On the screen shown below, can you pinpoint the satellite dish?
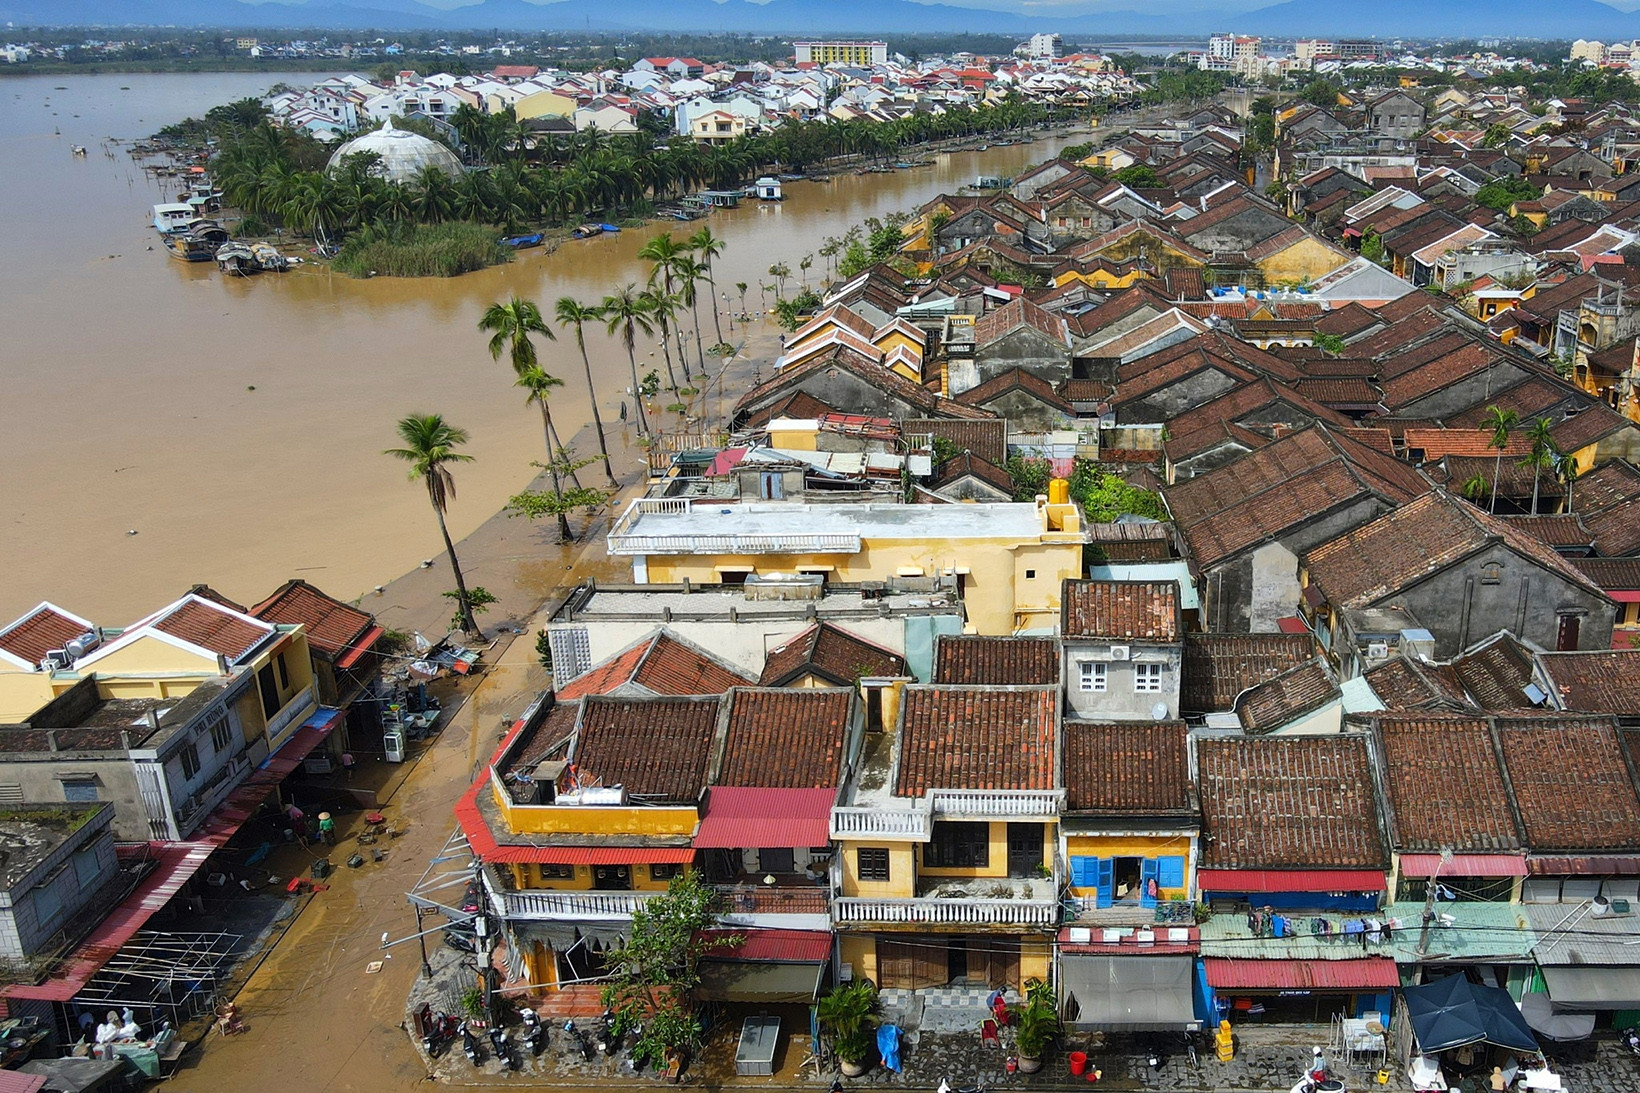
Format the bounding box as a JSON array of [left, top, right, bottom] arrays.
[[1151, 702, 1169, 721]]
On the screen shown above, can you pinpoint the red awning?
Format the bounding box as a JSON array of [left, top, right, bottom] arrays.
[[1204, 957, 1400, 991], [1400, 853, 1526, 877], [0, 1073, 46, 1093], [695, 787, 836, 849], [1198, 869, 1386, 892], [698, 928, 833, 963], [1530, 856, 1640, 876], [533, 846, 694, 865], [335, 626, 384, 670], [1276, 616, 1310, 635], [3, 842, 215, 1002]]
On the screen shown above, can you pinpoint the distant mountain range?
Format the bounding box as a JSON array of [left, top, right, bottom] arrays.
[[4, 0, 1638, 40]]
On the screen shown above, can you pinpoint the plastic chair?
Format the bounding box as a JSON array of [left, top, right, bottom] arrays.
[[981, 1018, 1001, 1048]]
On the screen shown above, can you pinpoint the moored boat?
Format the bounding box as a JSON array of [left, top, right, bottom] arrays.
[[571, 224, 603, 239], [152, 202, 195, 234], [598, 223, 621, 233], [164, 219, 229, 262], [502, 232, 543, 248]]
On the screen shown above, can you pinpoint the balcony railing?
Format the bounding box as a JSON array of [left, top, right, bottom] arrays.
[[606, 498, 862, 556], [833, 897, 1058, 926], [714, 885, 830, 916], [830, 806, 931, 841], [931, 789, 1063, 818], [501, 889, 660, 920]]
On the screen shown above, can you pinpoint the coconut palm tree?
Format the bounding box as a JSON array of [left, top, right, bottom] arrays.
[[1460, 474, 1489, 504], [639, 287, 682, 392], [638, 232, 691, 379], [675, 254, 709, 375], [556, 296, 620, 488], [384, 413, 479, 636], [480, 296, 581, 486], [1560, 453, 1582, 513], [1519, 416, 1558, 515], [1481, 405, 1519, 514], [601, 285, 654, 435], [688, 225, 727, 347], [515, 366, 572, 542]]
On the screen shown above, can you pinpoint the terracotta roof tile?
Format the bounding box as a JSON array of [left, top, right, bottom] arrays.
[[895, 686, 1057, 797], [1584, 496, 1640, 557], [1064, 721, 1192, 814], [1575, 460, 1640, 514], [1236, 660, 1340, 732], [973, 296, 1070, 349], [558, 631, 754, 700], [0, 605, 90, 666], [1452, 634, 1542, 712], [573, 694, 722, 803], [718, 688, 853, 788], [1540, 650, 1640, 716], [932, 635, 1061, 686], [1494, 515, 1595, 549], [956, 366, 1073, 413], [1197, 736, 1387, 869], [1181, 633, 1318, 715], [759, 623, 905, 687], [1374, 716, 1521, 851], [929, 450, 1015, 496], [902, 418, 1008, 467], [1061, 580, 1180, 642], [251, 579, 374, 659], [1571, 557, 1640, 591], [1496, 715, 1640, 851], [150, 598, 272, 661], [1360, 657, 1476, 713]]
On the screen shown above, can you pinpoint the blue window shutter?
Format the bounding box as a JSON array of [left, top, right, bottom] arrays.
[[1158, 855, 1186, 889], [1070, 856, 1096, 887], [1139, 858, 1159, 908], [1096, 858, 1114, 909]]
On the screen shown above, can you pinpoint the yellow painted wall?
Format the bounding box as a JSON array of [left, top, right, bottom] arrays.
[[511, 861, 690, 891], [839, 842, 917, 898], [494, 788, 699, 837], [514, 90, 576, 120], [235, 688, 268, 744], [1021, 939, 1051, 984], [919, 821, 1056, 879], [874, 330, 923, 358], [1255, 237, 1350, 283], [0, 673, 59, 723], [767, 423, 820, 450], [85, 635, 217, 675], [1054, 267, 1147, 290], [840, 934, 878, 984], [1066, 834, 1193, 901]]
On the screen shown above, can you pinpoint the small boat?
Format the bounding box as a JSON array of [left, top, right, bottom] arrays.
[[250, 242, 289, 272], [215, 242, 258, 274], [571, 224, 603, 239], [502, 232, 543, 248], [753, 177, 783, 201], [891, 162, 914, 169], [165, 218, 229, 262], [598, 223, 621, 233], [152, 202, 195, 234]]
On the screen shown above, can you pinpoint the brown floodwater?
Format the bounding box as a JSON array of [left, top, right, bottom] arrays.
[[0, 72, 1084, 623]]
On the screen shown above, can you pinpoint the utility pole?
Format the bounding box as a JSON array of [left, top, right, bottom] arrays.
[[1415, 847, 1454, 962]]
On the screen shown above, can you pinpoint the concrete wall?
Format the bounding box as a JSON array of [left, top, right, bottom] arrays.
[[0, 756, 146, 841], [971, 328, 1072, 391], [1393, 361, 1533, 419], [972, 387, 1072, 433], [1121, 369, 1241, 424], [0, 817, 117, 958], [1063, 641, 1183, 720]]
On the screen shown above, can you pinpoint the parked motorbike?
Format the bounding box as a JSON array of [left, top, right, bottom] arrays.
[[520, 1008, 545, 1056], [461, 1025, 483, 1068], [1624, 1027, 1640, 1057], [422, 1013, 460, 1058], [488, 1025, 519, 1071], [597, 1007, 620, 1055]]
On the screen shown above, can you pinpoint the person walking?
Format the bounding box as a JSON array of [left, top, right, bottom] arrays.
[[317, 812, 335, 846]]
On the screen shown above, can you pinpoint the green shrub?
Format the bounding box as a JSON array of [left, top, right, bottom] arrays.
[[333, 220, 512, 278]]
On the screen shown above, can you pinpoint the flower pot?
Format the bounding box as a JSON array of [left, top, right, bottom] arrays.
[[839, 1058, 870, 1077], [1017, 1055, 1043, 1074]]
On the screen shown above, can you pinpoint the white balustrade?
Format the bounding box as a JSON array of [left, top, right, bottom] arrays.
[[832, 897, 1057, 926], [930, 789, 1062, 818], [502, 890, 658, 920], [829, 806, 931, 841]]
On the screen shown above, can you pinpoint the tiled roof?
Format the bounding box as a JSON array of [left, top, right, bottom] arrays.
[[932, 635, 1061, 686], [1235, 660, 1340, 733], [930, 450, 1015, 496], [1181, 633, 1318, 715], [1291, 378, 1383, 407], [973, 296, 1070, 349], [558, 631, 754, 700], [717, 688, 853, 788], [1374, 716, 1521, 851], [1304, 491, 1607, 611], [1572, 557, 1640, 591], [1496, 716, 1640, 851], [1061, 580, 1180, 642], [1063, 721, 1193, 814], [1574, 459, 1640, 514], [895, 686, 1058, 797], [1360, 657, 1475, 713], [1494, 515, 1594, 549], [573, 694, 722, 803], [901, 418, 1007, 467], [1402, 427, 1531, 459], [0, 604, 90, 666], [956, 366, 1073, 413], [149, 597, 272, 661], [1196, 736, 1387, 869], [759, 622, 905, 687], [1540, 650, 1640, 716], [1584, 496, 1640, 557], [250, 579, 374, 659], [1452, 634, 1542, 712]]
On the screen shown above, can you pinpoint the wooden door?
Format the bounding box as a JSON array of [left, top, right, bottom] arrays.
[[1558, 614, 1581, 651], [967, 937, 1020, 989], [877, 939, 947, 990]]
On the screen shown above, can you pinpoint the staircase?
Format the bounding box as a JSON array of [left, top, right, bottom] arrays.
[[526, 983, 607, 1020]]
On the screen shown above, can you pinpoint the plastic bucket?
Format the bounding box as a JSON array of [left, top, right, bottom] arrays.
[[1070, 1052, 1089, 1076]]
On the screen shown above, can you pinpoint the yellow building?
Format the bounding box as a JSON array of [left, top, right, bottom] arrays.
[[512, 87, 578, 122], [606, 495, 1086, 635], [794, 40, 889, 65], [832, 685, 1061, 992]]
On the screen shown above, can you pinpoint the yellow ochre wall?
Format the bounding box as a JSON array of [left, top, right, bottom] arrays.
[[1065, 834, 1193, 901], [839, 842, 918, 898], [1255, 237, 1350, 284], [493, 789, 699, 837], [918, 822, 1056, 879], [508, 861, 691, 892]]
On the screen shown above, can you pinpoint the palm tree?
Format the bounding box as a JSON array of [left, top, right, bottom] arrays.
[[1481, 405, 1519, 514], [1519, 416, 1558, 515], [602, 285, 654, 435], [688, 226, 727, 347], [556, 296, 620, 488], [1560, 454, 1582, 513], [676, 254, 709, 375], [639, 287, 682, 392], [516, 366, 572, 542], [384, 414, 479, 636], [1460, 474, 1489, 504], [479, 296, 576, 453], [638, 232, 691, 380]]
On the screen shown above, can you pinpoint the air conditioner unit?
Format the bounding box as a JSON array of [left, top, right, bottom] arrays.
[[1108, 645, 1131, 661], [1366, 641, 1390, 659]]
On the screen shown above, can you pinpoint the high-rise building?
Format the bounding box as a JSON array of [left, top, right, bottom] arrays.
[[794, 41, 889, 66], [1020, 32, 1064, 60]]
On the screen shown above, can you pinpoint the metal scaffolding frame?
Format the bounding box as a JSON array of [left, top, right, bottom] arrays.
[[74, 930, 243, 1032]]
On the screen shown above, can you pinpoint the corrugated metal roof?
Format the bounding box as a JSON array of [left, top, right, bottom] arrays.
[[1400, 854, 1526, 877], [532, 846, 695, 865], [1198, 868, 1386, 892], [1530, 856, 1640, 875], [1203, 957, 1400, 990], [698, 928, 833, 963], [0, 1072, 46, 1093], [1528, 902, 1640, 966], [694, 787, 835, 849]]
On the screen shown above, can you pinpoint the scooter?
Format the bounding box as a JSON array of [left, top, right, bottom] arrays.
[[423, 1013, 460, 1058], [1624, 1027, 1640, 1057], [520, 1008, 545, 1056], [597, 1007, 620, 1055], [461, 1025, 483, 1067], [488, 1025, 519, 1071]]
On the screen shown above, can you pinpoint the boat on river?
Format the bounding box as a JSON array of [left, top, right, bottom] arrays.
[[571, 224, 603, 239], [152, 202, 196, 234], [501, 232, 543, 248], [215, 241, 289, 275], [163, 219, 229, 262], [599, 223, 621, 233]]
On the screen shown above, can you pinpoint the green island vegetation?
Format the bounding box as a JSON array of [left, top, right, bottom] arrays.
[[175, 92, 1071, 276], [332, 220, 511, 278]]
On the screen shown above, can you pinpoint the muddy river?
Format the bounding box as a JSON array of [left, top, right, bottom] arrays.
[[0, 72, 1085, 622]]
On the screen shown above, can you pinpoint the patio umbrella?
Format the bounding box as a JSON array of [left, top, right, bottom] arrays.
[[1519, 993, 1595, 1042], [1403, 976, 1539, 1054]]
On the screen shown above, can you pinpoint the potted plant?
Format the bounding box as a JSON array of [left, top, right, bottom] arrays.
[[1013, 979, 1059, 1074], [818, 980, 879, 1077]]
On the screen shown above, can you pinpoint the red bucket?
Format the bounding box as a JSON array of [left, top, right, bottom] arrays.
[[1070, 1052, 1089, 1076]]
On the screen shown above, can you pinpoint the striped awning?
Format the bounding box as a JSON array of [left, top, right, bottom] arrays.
[[1204, 957, 1400, 991]]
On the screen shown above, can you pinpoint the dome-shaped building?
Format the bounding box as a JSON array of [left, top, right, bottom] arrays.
[[326, 119, 464, 185]]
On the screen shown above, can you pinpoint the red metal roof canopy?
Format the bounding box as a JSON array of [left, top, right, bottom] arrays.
[[1204, 957, 1400, 991], [1197, 869, 1386, 892], [694, 787, 836, 849], [1399, 853, 1526, 877], [698, 928, 832, 963]]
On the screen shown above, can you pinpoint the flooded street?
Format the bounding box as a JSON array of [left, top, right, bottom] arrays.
[[0, 71, 1084, 623]]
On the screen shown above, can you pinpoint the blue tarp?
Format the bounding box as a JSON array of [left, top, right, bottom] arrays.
[[1403, 975, 1539, 1054], [877, 1024, 902, 1073]]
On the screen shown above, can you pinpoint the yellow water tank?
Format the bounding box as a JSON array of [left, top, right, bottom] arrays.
[[1048, 478, 1070, 505]]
